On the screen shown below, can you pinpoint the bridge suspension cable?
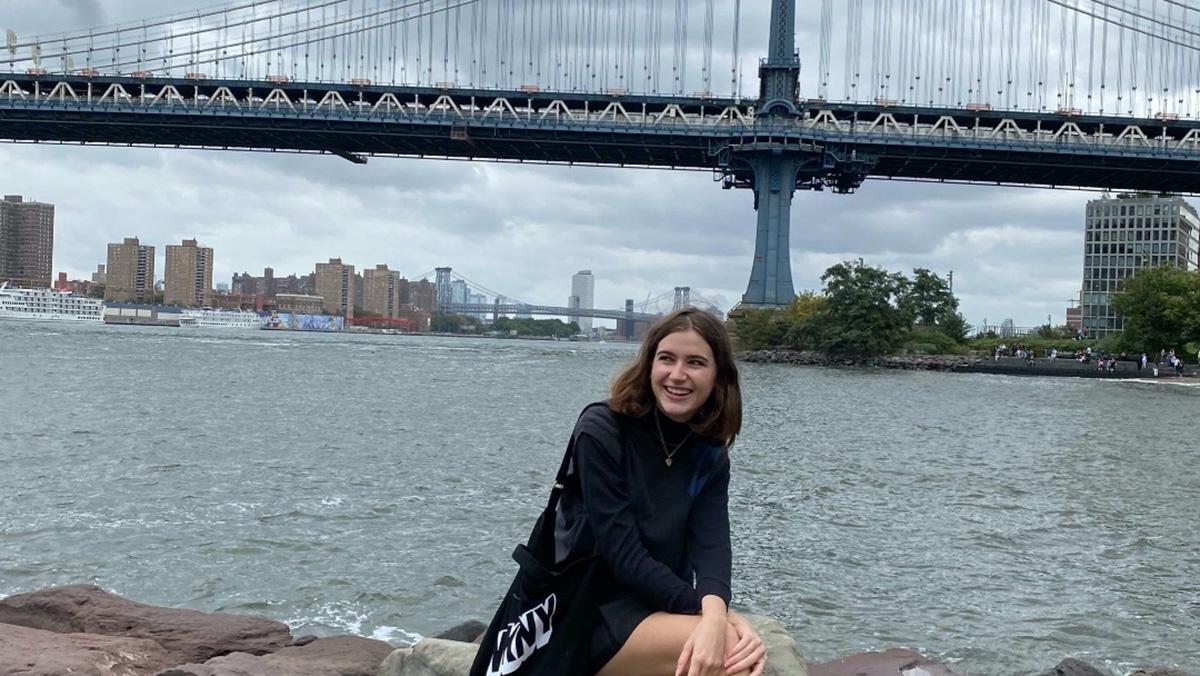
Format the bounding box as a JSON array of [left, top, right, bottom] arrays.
[[809, 0, 1200, 119], [5, 0, 740, 97]]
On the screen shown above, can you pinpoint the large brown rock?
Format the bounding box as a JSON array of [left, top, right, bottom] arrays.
[[377, 639, 477, 676], [155, 635, 395, 676], [741, 614, 808, 676], [0, 585, 292, 665], [0, 621, 179, 676], [808, 648, 958, 676]]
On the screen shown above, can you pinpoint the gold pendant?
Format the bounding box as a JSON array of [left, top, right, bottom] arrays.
[[665, 457, 673, 467]]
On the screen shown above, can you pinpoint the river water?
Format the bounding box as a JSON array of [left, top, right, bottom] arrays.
[[0, 322, 1196, 675]]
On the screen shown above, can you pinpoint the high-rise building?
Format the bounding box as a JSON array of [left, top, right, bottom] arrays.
[[397, 277, 412, 305], [91, 264, 106, 285], [315, 257, 355, 317], [450, 279, 470, 305], [105, 237, 156, 303], [232, 268, 313, 297], [0, 195, 54, 288], [164, 238, 214, 307], [1081, 193, 1200, 337], [362, 264, 404, 318], [468, 292, 489, 321], [570, 270, 595, 334], [352, 271, 365, 311], [410, 278, 436, 313]]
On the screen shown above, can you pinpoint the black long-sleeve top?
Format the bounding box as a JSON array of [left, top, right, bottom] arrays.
[[554, 402, 732, 615]]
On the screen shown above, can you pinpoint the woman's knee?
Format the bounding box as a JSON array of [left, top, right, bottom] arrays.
[[596, 612, 699, 676]]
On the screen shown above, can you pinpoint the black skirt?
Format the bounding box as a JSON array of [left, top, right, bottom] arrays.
[[588, 592, 657, 674]]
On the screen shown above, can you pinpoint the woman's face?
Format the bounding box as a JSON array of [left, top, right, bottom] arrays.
[[651, 328, 717, 423]]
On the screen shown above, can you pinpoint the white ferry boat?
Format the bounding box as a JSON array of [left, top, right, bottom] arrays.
[[0, 283, 104, 323], [180, 308, 267, 329]]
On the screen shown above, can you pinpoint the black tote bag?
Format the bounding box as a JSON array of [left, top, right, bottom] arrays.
[[469, 405, 611, 676]]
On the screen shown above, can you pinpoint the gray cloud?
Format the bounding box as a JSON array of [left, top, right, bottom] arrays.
[[59, 0, 106, 29]]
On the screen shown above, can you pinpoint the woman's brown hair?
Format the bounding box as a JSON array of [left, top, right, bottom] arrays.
[[609, 307, 742, 448]]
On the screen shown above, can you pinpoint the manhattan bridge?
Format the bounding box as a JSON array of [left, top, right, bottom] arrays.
[[4, 0, 1200, 315]]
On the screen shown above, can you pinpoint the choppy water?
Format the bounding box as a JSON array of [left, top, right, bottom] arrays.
[[1, 322, 1197, 675]]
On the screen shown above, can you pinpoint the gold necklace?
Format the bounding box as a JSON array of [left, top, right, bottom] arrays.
[[654, 409, 691, 467]]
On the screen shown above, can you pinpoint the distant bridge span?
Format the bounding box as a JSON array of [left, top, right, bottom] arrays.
[[440, 302, 659, 324]]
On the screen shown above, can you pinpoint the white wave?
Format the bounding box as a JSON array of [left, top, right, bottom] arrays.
[[1104, 378, 1200, 388], [371, 625, 424, 646]]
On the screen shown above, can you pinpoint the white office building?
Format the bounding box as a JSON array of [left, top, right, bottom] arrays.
[[1081, 193, 1200, 337], [570, 270, 595, 334]]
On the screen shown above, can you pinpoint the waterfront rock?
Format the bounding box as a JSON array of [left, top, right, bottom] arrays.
[[377, 639, 477, 676], [431, 620, 486, 643], [809, 648, 958, 676], [0, 621, 178, 676], [0, 584, 292, 664], [156, 635, 394, 676], [380, 615, 807, 676], [742, 613, 808, 676], [1036, 658, 1108, 676]]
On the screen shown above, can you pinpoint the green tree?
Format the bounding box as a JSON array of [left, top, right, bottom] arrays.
[[899, 268, 957, 326], [815, 260, 911, 357], [785, 291, 825, 324], [776, 292, 828, 350], [493, 316, 579, 337], [733, 309, 787, 350], [937, 310, 971, 343], [1111, 266, 1200, 352], [432, 313, 482, 333]]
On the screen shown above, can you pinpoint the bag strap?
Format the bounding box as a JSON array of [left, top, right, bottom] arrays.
[[543, 401, 608, 516], [522, 401, 613, 559]]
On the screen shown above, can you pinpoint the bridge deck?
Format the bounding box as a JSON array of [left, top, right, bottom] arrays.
[[3, 75, 1200, 193]]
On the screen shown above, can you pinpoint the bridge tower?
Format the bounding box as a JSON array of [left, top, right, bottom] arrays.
[[434, 267, 452, 313], [722, 0, 873, 310], [673, 287, 691, 311]]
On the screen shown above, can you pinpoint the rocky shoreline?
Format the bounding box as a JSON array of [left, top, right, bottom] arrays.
[[0, 585, 1190, 676], [739, 349, 1200, 380], [739, 349, 986, 372]]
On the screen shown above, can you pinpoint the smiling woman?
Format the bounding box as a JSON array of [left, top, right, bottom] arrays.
[[549, 308, 764, 676]]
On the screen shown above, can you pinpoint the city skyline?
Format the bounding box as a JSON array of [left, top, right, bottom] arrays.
[[2, 0, 1137, 328]]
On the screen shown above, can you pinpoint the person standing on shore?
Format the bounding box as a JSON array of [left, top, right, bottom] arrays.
[[1140, 353, 1148, 371], [551, 308, 765, 676]]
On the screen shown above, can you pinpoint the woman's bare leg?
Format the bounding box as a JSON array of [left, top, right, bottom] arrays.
[[596, 612, 751, 676]]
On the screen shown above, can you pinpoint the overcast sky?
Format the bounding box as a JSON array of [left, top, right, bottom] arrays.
[[2, 0, 1121, 327]]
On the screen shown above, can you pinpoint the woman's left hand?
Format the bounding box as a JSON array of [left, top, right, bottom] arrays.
[[675, 613, 727, 676], [724, 612, 766, 676]]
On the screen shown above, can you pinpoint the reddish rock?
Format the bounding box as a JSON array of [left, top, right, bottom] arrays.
[[0, 621, 178, 676], [809, 648, 958, 676], [0, 585, 291, 665], [155, 635, 396, 676]]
